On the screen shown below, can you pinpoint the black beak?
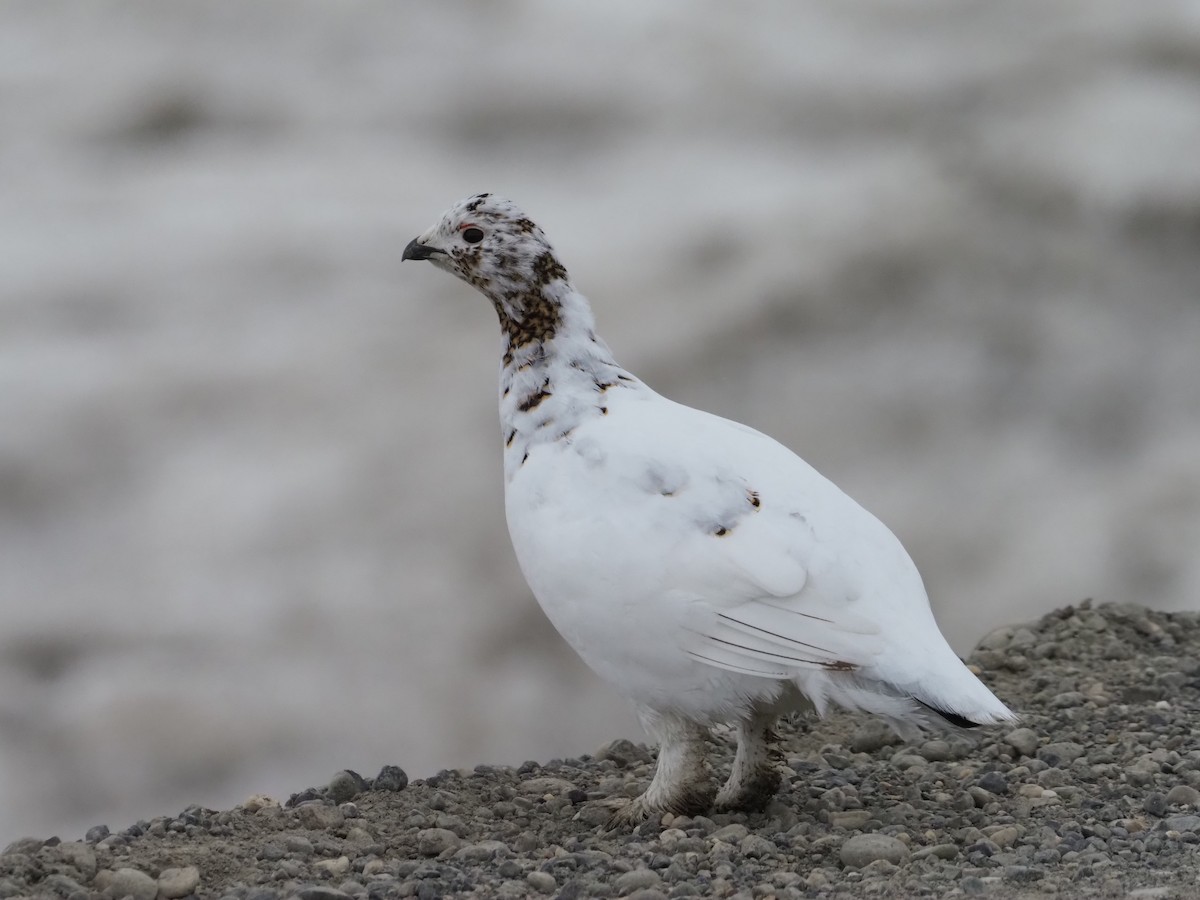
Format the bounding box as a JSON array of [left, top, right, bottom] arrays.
[[403, 237, 437, 261]]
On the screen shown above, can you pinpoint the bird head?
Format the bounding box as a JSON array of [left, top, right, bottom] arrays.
[[402, 193, 567, 303]]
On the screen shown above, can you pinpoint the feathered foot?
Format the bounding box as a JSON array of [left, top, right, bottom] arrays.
[[713, 709, 783, 813]]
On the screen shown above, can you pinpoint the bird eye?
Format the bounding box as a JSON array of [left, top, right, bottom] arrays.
[[462, 227, 484, 244]]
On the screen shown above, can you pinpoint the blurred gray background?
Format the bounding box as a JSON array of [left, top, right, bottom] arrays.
[[2, 0, 1199, 844]]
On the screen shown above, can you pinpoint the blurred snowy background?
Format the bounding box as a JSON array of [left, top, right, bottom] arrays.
[[2, 0, 1199, 843]]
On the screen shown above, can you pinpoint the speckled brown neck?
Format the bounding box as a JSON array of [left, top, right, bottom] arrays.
[[495, 252, 569, 367]]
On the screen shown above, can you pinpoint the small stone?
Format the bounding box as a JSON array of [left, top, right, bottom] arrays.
[[976, 772, 1009, 795], [344, 827, 378, 849], [454, 840, 508, 861], [1161, 814, 1200, 832], [327, 770, 367, 804], [40, 874, 87, 897], [918, 740, 952, 761], [1166, 785, 1200, 806], [1144, 793, 1168, 817], [977, 625, 1015, 650], [373, 765, 409, 792], [739, 835, 776, 858], [595, 739, 652, 767], [1004, 728, 1039, 757], [158, 865, 201, 899], [314, 856, 351, 877], [2, 837, 43, 855], [108, 867, 158, 900], [518, 776, 576, 796], [614, 869, 662, 893], [1001, 865, 1044, 883], [709, 824, 749, 843], [911, 844, 959, 860], [297, 803, 345, 830], [526, 871, 556, 893], [84, 825, 110, 843], [988, 825, 1019, 848], [295, 887, 353, 900], [830, 810, 873, 830], [839, 834, 909, 868], [848, 721, 900, 754], [416, 828, 462, 857], [960, 876, 986, 895], [1037, 741, 1086, 766], [54, 841, 97, 879], [240, 794, 280, 813]]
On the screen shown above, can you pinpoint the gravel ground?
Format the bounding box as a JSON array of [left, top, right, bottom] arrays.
[[4, 601, 1200, 900]]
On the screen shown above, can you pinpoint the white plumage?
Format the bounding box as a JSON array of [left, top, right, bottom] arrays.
[[403, 194, 1016, 825]]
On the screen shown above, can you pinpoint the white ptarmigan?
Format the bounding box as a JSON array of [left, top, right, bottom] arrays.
[[403, 193, 1016, 826]]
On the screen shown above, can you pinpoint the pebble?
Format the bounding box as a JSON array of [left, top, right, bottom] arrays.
[[614, 868, 662, 892], [526, 870, 557, 893], [158, 865, 201, 898], [373, 765, 409, 792], [848, 720, 899, 753], [327, 770, 367, 804], [107, 867, 158, 900], [1166, 785, 1200, 806], [314, 856, 351, 877], [296, 803, 344, 830], [416, 828, 462, 856], [1004, 727, 1040, 757], [976, 771, 1010, 795], [839, 834, 909, 868], [55, 841, 97, 879]]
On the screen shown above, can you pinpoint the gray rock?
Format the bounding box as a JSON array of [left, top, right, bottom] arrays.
[[1037, 741, 1086, 766], [1160, 815, 1200, 832], [848, 721, 900, 754], [39, 874, 87, 897], [1001, 865, 1044, 882], [594, 739, 652, 767], [839, 834, 909, 868], [1166, 785, 1200, 806], [919, 740, 952, 761], [416, 828, 462, 857], [977, 625, 1016, 650], [453, 840, 508, 861], [1004, 728, 1040, 757], [519, 776, 576, 795], [296, 803, 345, 830], [614, 869, 661, 892], [158, 865, 201, 899], [911, 843, 959, 860], [1143, 793, 1168, 817], [284, 834, 314, 855], [108, 867, 158, 900], [976, 772, 1010, 795], [709, 824, 749, 843], [526, 870, 556, 894], [373, 766, 408, 792], [830, 810, 873, 830], [327, 770, 367, 804], [53, 841, 97, 880], [739, 834, 776, 858], [294, 888, 353, 900]]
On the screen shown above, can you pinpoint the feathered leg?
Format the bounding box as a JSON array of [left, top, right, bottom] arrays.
[[714, 706, 782, 812], [605, 707, 715, 828]]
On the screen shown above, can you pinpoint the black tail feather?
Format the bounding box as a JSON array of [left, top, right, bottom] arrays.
[[919, 700, 981, 729]]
